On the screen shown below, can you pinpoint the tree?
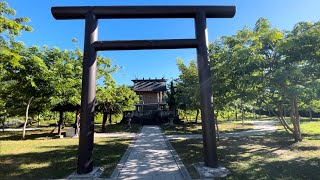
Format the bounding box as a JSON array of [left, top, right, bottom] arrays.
[[97, 83, 137, 132], [274, 20, 320, 141], [0, 1, 32, 130], [175, 17, 320, 142], [175, 59, 201, 123], [167, 81, 177, 112], [2, 45, 54, 139]]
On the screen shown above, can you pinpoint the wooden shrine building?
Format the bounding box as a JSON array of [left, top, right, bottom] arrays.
[[132, 78, 167, 112]]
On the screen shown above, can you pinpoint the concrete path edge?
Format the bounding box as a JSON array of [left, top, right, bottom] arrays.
[[109, 126, 143, 179], [159, 126, 192, 180]]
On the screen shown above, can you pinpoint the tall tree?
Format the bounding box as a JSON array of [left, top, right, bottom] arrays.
[[97, 83, 137, 132], [0, 1, 32, 128], [175, 59, 201, 123], [2, 45, 54, 139]]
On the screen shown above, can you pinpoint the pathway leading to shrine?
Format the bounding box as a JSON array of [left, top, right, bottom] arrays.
[[115, 126, 184, 180]]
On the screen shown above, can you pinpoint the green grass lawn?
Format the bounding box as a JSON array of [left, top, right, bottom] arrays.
[[170, 120, 320, 179], [0, 130, 132, 179], [94, 123, 142, 133], [161, 121, 254, 135]]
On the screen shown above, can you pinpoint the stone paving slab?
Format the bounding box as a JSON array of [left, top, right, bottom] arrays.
[[116, 126, 184, 180]]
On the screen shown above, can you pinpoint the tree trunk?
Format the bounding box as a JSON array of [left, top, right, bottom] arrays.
[[290, 96, 302, 142], [241, 101, 244, 126], [2, 116, 5, 132], [37, 113, 41, 127], [74, 111, 80, 135], [22, 97, 33, 139], [268, 109, 271, 117], [259, 109, 262, 119], [195, 109, 200, 124], [271, 97, 302, 142], [102, 112, 108, 133], [241, 110, 244, 126], [252, 108, 255, 120], [215, 117, 220, 141], [185, 110, 188, 121], [54, 112, 57, 124], [227, 112, 230, 121], [63, 113, 66, 128], [309, 109, 313, 121], [272, 101, 295, 135], [57, 111, 63, 136], [235, 106, 238, 121], [109, 113, 112, 124]]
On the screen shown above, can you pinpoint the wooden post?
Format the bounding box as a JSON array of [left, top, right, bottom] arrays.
[[77, 11, 98, 174], [195, 11, 218, 168]]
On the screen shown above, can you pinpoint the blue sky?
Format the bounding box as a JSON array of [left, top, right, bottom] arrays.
[[6, 0, 320, 85]]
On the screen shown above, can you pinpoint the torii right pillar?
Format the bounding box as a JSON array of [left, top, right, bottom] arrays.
[[195, 11, 218, 167]]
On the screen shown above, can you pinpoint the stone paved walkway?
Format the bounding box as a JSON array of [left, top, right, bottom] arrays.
[[116, 126, 183, 180], [166, 120, 278, 140]]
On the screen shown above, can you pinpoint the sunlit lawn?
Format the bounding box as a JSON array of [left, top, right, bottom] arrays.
[[161, 121, 255, 135], [170, 120, 320, 179], [94, 123, 141, 133], [0, 129, 131, 179]]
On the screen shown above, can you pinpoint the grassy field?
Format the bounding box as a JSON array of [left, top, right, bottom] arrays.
[[94, 123, 141, 133], [0, 129, 132, 179], [161, 121, 255, 135], [170, 120, 320, 179]]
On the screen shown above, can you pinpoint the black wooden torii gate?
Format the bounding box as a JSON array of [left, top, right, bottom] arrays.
[[51, 5, 236, 174]]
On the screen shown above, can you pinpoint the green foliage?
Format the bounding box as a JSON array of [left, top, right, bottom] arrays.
[[96, 83, 138, 115], [166, 81, 177, 111], [0, 2, 121, 125], [1, 44, 54, 116], [175, 17, 320, 141], [0, 2, 32, 39], [175, 59, 200, 111]]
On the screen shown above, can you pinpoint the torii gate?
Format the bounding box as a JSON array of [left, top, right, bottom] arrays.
[[51, 5, 236, 174]]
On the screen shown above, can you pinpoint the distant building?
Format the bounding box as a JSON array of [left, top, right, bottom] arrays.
[[132, 78, 167, 111]]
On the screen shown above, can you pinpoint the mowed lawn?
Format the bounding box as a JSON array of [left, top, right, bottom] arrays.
[[170, 120, 320, 179], [161, 121, 255, 135], [0, 129, 132, 179]]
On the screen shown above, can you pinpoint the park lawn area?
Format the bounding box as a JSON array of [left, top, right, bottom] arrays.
[[0, 130, 132, 179], [170, 121, 320, 179], [301, 121, 320, 136], [94, 123, 142, 133], [161, 121, 254, 135], [275, 119, 320, 139]]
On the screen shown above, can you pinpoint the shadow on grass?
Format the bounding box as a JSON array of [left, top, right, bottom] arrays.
[[0, 130, 59, 141], [0, 138, 130, 179], [94, 123, 141, 133], [0, 123, 142, 141], [161, 122, 254, 135], [171, 132, 320, 180]]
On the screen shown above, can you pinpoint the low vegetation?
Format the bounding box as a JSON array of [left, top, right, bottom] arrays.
[[170, 120, 320, 179], [94, 123, 141, 133], [0, 129, 132, 179], [161, 121, 255, 135]]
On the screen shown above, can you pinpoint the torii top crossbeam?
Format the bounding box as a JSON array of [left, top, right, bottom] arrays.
[[51, 6, 235, 19]]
